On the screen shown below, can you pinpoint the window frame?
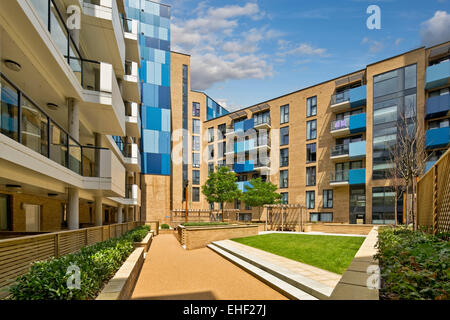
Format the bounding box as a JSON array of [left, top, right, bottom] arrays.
[[306, 191, 315, 209], [306, 96, 317, 117], [323, 190, 333, 208], [280, 104, 289, 124]]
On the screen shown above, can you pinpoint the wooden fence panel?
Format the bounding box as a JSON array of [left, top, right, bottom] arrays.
[[58, 230, 85, 256], [417, 169, 434, 227], [87, 227, 103, 246]]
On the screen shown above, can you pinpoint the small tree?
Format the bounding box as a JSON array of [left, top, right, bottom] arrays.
[[202, 166, 241, 222], [241, 178, 282, 221]]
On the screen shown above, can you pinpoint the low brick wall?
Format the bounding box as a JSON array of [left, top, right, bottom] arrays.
[[146, 221, 160, 235], [303, 223, 376, 235], [133, 233, 152, 253], [329, 227, 379, 300], [180, 224, 259, 250]]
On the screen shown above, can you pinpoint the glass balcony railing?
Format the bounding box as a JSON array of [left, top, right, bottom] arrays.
[[0, 73, 108, 177], [330, 170, 349, 183], [331, 144, 349, 157], [331, 118, 350, 131], [253, 117, 271, 127], [425, 60, 450, 90], [331, 90, 350, 105]]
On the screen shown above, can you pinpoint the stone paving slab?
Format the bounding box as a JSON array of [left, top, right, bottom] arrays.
[[212, 240, 341, 299]]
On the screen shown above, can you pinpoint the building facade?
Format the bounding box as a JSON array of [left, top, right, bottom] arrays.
[[0, 0, 142, 232]]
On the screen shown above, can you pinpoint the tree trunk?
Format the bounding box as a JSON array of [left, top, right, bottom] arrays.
[[405, 181, 410, 228], [394, 190, 398, 227], [221, 203, 224, 223], [412, 177, 417, 231]]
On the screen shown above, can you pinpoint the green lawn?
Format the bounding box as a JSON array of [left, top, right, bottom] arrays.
[[232, 233, 365, 274], [182, 222, 229, 227]]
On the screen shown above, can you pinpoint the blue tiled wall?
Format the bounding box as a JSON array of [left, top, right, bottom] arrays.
[[126, 0, 171, 175]]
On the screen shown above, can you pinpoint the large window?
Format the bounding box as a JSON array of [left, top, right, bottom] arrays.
[[281, 192, 288, 204], [192, 119, 200, 134], [192, 102, 200, 117], [306, 191, 315, 209], [192, 187, 200, 202], [280, 105, 289, 124], [280, 170, 288, 188], [0, 194, 11, 231], [306, 167, 316, 186], [280, 126, 289, 146], [208, 127, 214, 142], [310, 212, 333, 222], [372, 187, 400, 225], [306, 143, 316, 163], [192, 136, 200, 151], [307, 120, 317, 140], [208, 162, 214, 174], [280, 148, 289, 167], [192, 170, 200, 185], [307, 96, 317, 117], [192, 153, 200, 168], [323, 190, 333, 208], [208, 145, 214, 160], [350, 186, 366, 224], [218, 124, 226, 140], [254, 110, 270, 126]]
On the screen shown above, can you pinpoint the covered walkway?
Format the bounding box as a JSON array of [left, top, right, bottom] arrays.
[[131, 234, 287, 300]]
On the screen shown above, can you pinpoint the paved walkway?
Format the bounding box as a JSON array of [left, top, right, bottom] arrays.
[[131, 234, 287, 300], [220, 240, 342, 289]]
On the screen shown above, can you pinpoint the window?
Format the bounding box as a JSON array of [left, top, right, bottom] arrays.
[[192, 187, 200, 202], [208, 162, 214, 174], [192, 102, 200, 117], [429, 118, 449, 129], [372, 187, 398, 225], [280, 148, 289, 167], [234, 199, 241, 210], [192, 170, 200, 185], [323, 190, 333, 208], [306, 143, 316, 163], [280, 170, 288, 188], [208, 127, 214, 142], [280, 105, 289, 124], [281, 192, 288, 204], [307, 120, 317, 140], [306, 191, 315, 209], [254, 110, 270, 126], [310, 212, 333, 222], [192, 136, 200, 151], [192, 153, 200, 168], [208, 145, 214, 160], [218, 124, 226, 140], [193, 119, 200, 134], [306, 167, 316, 186], [280, 126, 289, 146], [0, 194, 11, 231], [307, 96, 317, 117], [210, 203, 215, 210]]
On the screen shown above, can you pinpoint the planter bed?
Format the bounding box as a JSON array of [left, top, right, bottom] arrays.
[[133, 233, 153, 253]]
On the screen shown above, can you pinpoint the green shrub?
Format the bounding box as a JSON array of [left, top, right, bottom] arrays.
[[9, 226, 149, 300], [182, 222, 229, 227], [375, 226, 450, 300], [161, 224, 170, 229]]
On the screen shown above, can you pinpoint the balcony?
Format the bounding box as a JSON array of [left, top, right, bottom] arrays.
[[254, 161, 270, 174], [426, 127, 450, 149], [330, 171, 349, 186], [234, 161, 255, 173], [330, 85, 367, 112], [237, 181, 252, 193], [330, 144, 349, 160], [114, 138, 141, 172], [252, 137, 271, 153], [253, 118, 271, 130], [234, 139, 255, 153], [0, 74, 125, 197], [122, 17, 140, 65], [425, 94, 450, 119], [123, 61, 140, 103], [425, 60, 450, 90], [78, 0, 126, 75], [227, 118, 254, 135], [349, 168, 366, 185], [349, 141, 366, 159], [125, 102, 141, 138]]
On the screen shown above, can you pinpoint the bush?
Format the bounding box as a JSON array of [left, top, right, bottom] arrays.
[[9, 225, 149, 300], [161, 224, 170, 229], [375, 227, 450, 300], [182, 222, 229, 227]]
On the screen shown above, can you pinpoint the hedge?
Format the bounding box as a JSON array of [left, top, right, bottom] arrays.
[[9, 225, 150, 300], [375, 227, 450, 300], [182, 222, 229, 227]]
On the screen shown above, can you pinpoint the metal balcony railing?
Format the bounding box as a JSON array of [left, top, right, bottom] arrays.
[[330, 117, 350, 131], [331, 89, 350, 105], [330, 170, 349, 183], [331, 144, 349, 157]]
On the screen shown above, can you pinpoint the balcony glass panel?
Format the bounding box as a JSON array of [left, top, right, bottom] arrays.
[[330, 170, 349, 183], [82, 60, 101, 91], [29, 0, 49, 26], [426, 60, 450, 90], [82, 146, 97, 177], [331, 118, 349, 131], [50, 122, 68, 168], [331, 144, 349, 157], [21, 96, 48, 157], [0, 79, 19, 141], [69, 138, 82, 175]]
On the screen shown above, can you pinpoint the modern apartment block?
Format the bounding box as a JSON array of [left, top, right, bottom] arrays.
[[0, 0, 142, 232]]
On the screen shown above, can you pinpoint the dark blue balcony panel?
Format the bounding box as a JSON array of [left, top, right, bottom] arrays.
[[349, 113, 366, 133], [426, 127, 450, 149], [234, 161, 255, 173], [425, 60, 450, 90], [237, 181, 253, 193], [349, 85, 367, 108], [425, 94, 450, 119], [349, 141, 366, 159], [234, 121, 244, 132], [244, 118, 254, 131], [349, 168, 366, 185]]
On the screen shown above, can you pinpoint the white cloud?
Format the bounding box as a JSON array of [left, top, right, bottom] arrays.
[[395, 38, 404, 46], [361, 37, 384, 53], [277, 43, 328, 57], [420, 11, 450, 47]]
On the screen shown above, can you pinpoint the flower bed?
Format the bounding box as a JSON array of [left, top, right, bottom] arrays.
[[9, 225, 150, 300], [375, 227, 449, 300]]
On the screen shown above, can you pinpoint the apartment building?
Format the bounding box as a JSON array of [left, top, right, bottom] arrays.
[[155, 41, 449, 226], [0, 0, 142, 232]]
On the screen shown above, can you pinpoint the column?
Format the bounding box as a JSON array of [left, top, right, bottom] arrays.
[[67, 98, 79, 140], [95, 196, 103, 226], [94, 133, 102, 177], [118, 205, 123, 224], [67, 188, 79, 230]]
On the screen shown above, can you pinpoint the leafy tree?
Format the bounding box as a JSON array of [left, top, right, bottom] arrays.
[[202, 166, 241, 222], [241, 177, 282, 220]]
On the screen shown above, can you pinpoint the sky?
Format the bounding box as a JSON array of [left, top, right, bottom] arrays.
[[157, 0, 450, 111]]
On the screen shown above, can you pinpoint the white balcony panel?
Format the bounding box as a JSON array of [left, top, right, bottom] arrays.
[[123, 61, 140, 103], [125, 103, 141, 138], [124, 19, 140, 66]]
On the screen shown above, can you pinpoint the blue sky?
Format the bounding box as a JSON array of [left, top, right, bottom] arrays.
[[159, 0, 450, 111]]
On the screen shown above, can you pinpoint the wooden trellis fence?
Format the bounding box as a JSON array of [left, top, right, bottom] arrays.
[[264, 204, 307, 232]]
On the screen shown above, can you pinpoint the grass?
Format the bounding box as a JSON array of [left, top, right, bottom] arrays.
[[232, 233, 365, 274], [182, 222, 229, 227]]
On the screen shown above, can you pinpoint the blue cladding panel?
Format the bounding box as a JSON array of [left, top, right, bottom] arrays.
[[234, 160, 254, 173], [244, 118, 254, 131], [425, 94, 450, 119], [234, 121, 244, 132], [349, 85, 367, 108], [349, 169, 366, 185], [425, 60, 450, 90], [206, 95, 229, 120], [426, 127, 450, 149], [237, 181, 252, 193], [349, 141, 366, 159], [349, 113, 366, 133]]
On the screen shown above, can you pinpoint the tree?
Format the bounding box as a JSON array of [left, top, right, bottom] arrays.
[[387, 107, 428, 229], [241, 178, 282, 221], [201, 166, 241, 222]]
